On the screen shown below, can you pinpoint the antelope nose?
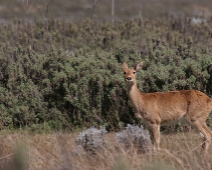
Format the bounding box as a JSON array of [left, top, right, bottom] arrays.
[[126, 77, 132, 81]]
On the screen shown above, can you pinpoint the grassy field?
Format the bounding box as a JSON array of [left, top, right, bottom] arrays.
[[0, 130, 211, 170]]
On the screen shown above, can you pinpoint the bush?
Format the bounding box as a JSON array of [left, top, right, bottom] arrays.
[[75, 127, 107, 154], [0, 17, 212, 131], [116, 124, 152, 153]]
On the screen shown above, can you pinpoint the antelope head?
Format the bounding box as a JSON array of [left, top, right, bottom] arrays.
[[121, 61, 143, 85]]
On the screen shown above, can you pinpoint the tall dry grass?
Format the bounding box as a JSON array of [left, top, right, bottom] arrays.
[[0, 130, 211, 170]]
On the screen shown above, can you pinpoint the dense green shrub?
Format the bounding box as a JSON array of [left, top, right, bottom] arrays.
[[0, 17, 212, 131]]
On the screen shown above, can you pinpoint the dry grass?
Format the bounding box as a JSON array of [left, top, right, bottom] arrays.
[[0, 130, 211, 170]]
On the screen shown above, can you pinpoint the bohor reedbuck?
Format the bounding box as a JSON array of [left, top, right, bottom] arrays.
[[122, 61, 212, 154]]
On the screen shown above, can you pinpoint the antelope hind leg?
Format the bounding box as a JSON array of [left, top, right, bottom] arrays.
[[193, 120, 212, 154]]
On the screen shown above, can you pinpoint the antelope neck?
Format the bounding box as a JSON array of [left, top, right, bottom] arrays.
[[126, 82, 143, 110]]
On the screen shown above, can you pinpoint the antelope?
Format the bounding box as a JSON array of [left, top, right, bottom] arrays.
[[122, 61, 212, 154]]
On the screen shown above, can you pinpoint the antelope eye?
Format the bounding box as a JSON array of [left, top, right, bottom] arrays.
[[124, 72, 126, 75], [133, 71, 136, 74]]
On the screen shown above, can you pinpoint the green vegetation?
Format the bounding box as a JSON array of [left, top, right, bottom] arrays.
[[0, 15, 212, 131]]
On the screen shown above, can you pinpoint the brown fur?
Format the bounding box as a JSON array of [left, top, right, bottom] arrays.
[[122, 61, 212, 153]]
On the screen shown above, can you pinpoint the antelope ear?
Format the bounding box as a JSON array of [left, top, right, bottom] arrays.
[[134, 61, 144, 72], [122, 62, 128, 71]]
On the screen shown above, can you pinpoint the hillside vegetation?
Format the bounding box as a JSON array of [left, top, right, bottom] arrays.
[[1, 0, 212, 22], [0, 15, 211, 131], [0, 1, 212, 169]]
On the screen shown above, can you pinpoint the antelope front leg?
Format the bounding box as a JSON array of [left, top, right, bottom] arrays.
[[150, 124, 160, 150]]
